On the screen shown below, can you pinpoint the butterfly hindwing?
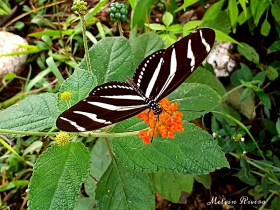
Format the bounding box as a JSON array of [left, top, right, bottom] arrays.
[[132, 49, 166, 98], [56, 82, 147, 132]]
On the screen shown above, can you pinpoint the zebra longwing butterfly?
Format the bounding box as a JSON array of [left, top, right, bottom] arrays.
[[56, 28, 215, 132]]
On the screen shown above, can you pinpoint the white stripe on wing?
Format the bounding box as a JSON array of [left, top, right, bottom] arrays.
[[199, 30, 211, 52], [59, 117, 86, 132], [87, 101, 147, 111], [155, 47, 177, 100], [145, 57, 164, 97], [100, 95, 144, 100], [187, 39, 195, 72], [74, 111, 112, 124]]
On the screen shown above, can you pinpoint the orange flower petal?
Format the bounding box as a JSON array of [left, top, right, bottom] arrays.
[[137, 97, 184, 143]]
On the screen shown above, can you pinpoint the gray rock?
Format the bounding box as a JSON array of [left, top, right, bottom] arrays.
[[0, 31, 28, 85]]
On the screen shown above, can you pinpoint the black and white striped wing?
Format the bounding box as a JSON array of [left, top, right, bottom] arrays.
[[56, 82, 148, 132], [132, 28, 215, 101]]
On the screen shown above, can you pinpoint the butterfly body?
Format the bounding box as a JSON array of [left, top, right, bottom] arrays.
[[126, 76, 162, 115], [56, 28, 215, 132]]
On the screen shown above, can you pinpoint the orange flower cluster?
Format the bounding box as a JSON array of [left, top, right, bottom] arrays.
[[137, 98, 184, 144]]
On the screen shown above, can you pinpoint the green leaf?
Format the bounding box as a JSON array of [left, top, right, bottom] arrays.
[[164, 34, 177, 47], [253, 0, 269, 26], [28, 143, 91, 210], [194, 174, 212, 189], [112, 123, 229, 174], [273, 155, 280, 167], [96, 162, 154, 210], [237, 6, 252, 25], [0, 93, 59, 137], [255, 91, 271, 108], [214, 29, 240, 45], [186, 67, 227, 97], [202, 11, 231, 35], [167, 24, 183, 32], [132, 0, 157, 26], [276, 118, 280, 135], [46, 57, 64, 84], [162, 12, 173, 27], [237, 168, 257, 186], [211, 115, 220, 132], [131, 33, 164, 70], [271, 3, 280, 22], [268, 41, 280, 53], [240, 157, 250, 174], [57, 69, 97, 112], [250, 0, 258, 17], [182, 20, 204, 35], [29, 29, 74, 37], [230, 63, 253, 86], [31, 15, 56, 29], [146, 23, 166, 31], [202, 0, 225, 21], [271, 136, 280, 143], [263, 119, 278, 135], [271, 196, 280, 210], [223, 139, 238, 152], [84, 139, 112, 198], [168, 83, 221, 121], [253, 71, 266, 86], [238, 0, 248, 17], [174, 0, 199, 13], [150, 172, 193, 202], [239, 88, 252, 103], [228, 0, 238, 32], [261, 175, 269, 197], [237, 42, 259, 64], [266, 66, 278, 81], [14, 21, 25, 30], [225, 86, 255, 120], [79, 37, 133, 85], [74, 197, 96, 210], [128, 0, 136, 9], [111, 115, 147, 133], [0, 180, 29, 192], [260, 18, 271, 36], [23, 141, 43, 156]]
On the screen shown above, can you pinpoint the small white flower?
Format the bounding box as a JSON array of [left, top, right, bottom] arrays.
[[212, 132, 217, 137], [243, 151, 247, 154], [241, 137, 245, 142]]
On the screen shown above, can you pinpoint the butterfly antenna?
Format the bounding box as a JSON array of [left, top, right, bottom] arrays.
[[180, 109, 205, 112]]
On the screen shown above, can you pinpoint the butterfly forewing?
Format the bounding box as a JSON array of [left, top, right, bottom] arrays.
[[132, 28, 215, 101], [56, 82, 147, 132]]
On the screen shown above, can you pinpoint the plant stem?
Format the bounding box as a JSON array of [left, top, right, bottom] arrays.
[[80, 14, 92, 72], [259, 192, 274, 210], [0, 128, 141, 138], [117, 20, 123, 36], [0, 129, 57, 136], [221, 80, 261, 101], [79, 130, 140, 138]]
